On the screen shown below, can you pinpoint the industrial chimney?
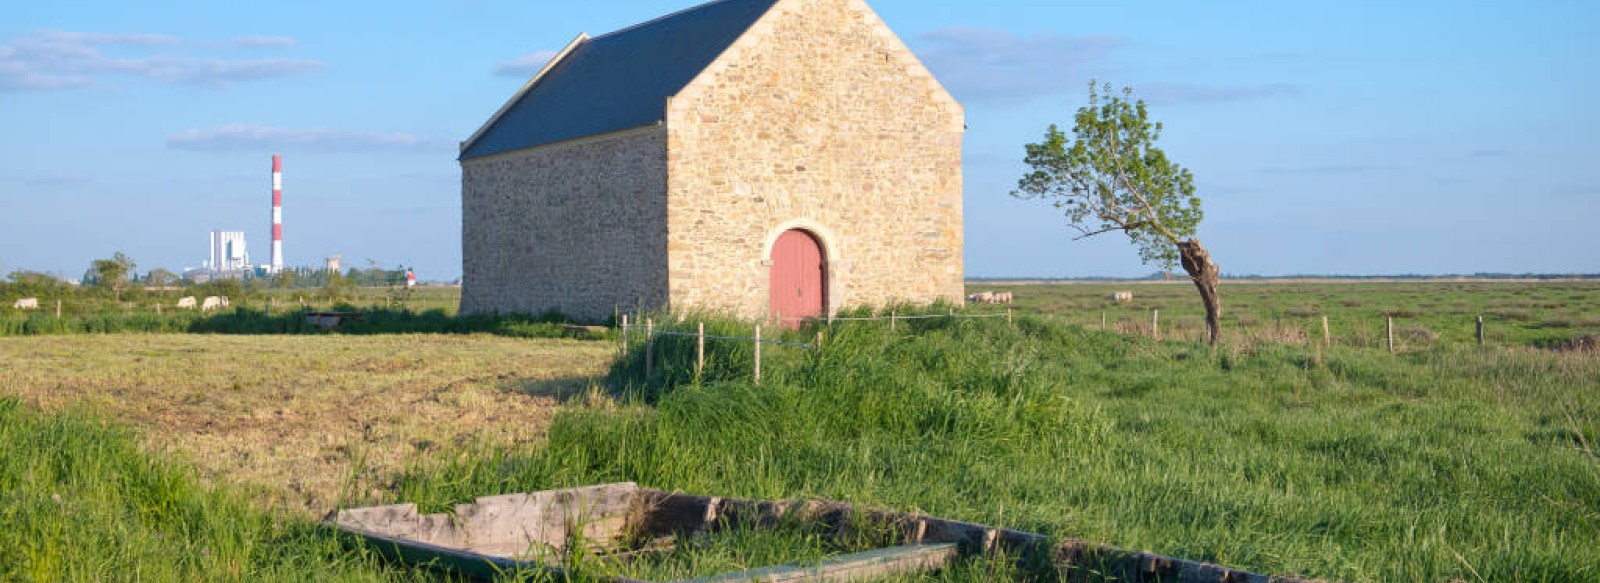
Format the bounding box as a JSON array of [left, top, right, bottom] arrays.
[[270, 154, 283, 273]]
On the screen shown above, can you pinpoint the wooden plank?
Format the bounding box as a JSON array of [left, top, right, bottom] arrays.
[[632, 490, 723, 538], [337, 486, 1309, 583], [673, 542, 960, 583], [335, 527, 654, 583], [334, 483, 638, 554], [452, 483, 638, 550], [916, 515, 997, 554], [1051, 539, 1321, 583]]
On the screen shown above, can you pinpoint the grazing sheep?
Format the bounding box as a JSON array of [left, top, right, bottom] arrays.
[[201, 296, 230, 311], [967, 292, 995, 304], [12, 297, 39, 310], [1112, 291, 1134, 303], [995, 292, 1013, 304], [176, 296, 197, 309]]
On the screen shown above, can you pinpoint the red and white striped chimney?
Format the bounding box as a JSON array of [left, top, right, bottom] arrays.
[[270, 154, 283, 273]]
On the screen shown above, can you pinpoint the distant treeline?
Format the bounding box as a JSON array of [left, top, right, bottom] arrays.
[[1, 265, 413, 305]]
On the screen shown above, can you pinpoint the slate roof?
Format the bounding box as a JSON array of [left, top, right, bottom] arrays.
[[461, 0, 783, 160]]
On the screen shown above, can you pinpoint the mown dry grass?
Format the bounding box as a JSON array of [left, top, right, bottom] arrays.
[[0, 334, 614, 515]]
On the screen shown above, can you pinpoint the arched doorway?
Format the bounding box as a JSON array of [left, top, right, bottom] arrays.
[[769, 229, 826, 327]]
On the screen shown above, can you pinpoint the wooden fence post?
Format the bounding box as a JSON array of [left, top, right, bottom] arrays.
[[1152, 309, 1160, 340], [1387, 316, 1394, 353], [815, 330, 824, 351], [56, 299, 62, 319], [753, 324, 762, 384], [696, 321, 705, 377], [1007, 307, 1013, 327], [621, 314, 629, 353], [645, 318, 654, 376], [1322, 315, 1331, 346], [156, 303, 162, 316], [1101, 311, 1106, 331], [890, 309, 897, 332], [1476, 316, 1485, 347]]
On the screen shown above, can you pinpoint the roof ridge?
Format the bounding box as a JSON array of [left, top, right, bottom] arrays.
[[590, 0, 757, 41], [461, 0, 782, 159]]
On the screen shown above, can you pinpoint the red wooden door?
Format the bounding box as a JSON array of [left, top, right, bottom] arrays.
[[770, 229, 825, 326]]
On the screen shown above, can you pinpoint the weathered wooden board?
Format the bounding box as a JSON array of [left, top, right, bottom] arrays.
[[335, 482, 639, 558], [672, 543, 959, 583], [332, 483, 1320, 583]]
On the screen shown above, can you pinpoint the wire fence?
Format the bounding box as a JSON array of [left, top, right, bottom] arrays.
[[618, 309, 1014, 383], [620, 326, 818, 350]]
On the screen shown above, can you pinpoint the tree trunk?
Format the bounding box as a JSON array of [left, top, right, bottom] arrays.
[[1177, 238, 1222, 344]]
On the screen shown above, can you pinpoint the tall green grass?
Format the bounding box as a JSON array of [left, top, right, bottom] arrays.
[[390, 308, 1600, 582], [8, 305, 1595, 581], [0, 398, 447, 582]]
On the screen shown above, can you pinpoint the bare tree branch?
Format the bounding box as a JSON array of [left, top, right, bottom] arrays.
[[1071, 225, 1130, 240]]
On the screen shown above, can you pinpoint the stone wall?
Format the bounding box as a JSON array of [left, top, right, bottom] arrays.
[[459, 126, 669, 320], [664, 0, 964, 318]]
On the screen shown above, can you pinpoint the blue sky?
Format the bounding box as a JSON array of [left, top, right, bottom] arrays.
[[2, 0, 1596, 280]]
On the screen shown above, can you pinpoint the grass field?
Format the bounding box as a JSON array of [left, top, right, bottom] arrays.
[[392, 311, 1600, 582], [9, 279, 1597, 353], [0, 334, 614, 513], [972, 279, 1600, 350], [1, 281, 1598, 582]]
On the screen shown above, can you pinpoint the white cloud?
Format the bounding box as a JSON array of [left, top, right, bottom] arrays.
[[916, 27, 1123, 105], [493, 50, 558, 78], [166, 123, 445, 151], [0, 29, 319, 92], [1138, 82, 1302, 105], [914, 27, 1302, 107], [227, 36, 298, 49], [30, 31, 181, 47]]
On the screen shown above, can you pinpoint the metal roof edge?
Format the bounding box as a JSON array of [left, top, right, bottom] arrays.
[[459, 32, 591, 159], [458, 122, 665, 164], [590, 0, 757, 42]]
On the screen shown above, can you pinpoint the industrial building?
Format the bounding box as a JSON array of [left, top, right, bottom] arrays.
[[208, 230, 250, 273]]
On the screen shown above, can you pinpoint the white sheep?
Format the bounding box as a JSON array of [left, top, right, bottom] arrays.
[[176, 296, 197, 309], [1112, 291, 1134, 303], [12, 297, 39, 310], [201, 296, 230, 311]]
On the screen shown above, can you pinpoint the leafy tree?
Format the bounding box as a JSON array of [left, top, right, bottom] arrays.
[[145, 268, 179, 290], [271, 268, 298, 289], [320, 268, 355, 302], [89, 252, 137, 301], [1014, 81, 1224, 343], [4, 270, 68, 301], [193, 278, 244, 300]]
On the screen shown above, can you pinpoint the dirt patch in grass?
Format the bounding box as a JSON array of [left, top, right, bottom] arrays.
[[0, 334, 614, 515]]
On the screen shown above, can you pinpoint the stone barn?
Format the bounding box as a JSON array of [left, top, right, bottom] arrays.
[[459, 0, 964, 322]]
